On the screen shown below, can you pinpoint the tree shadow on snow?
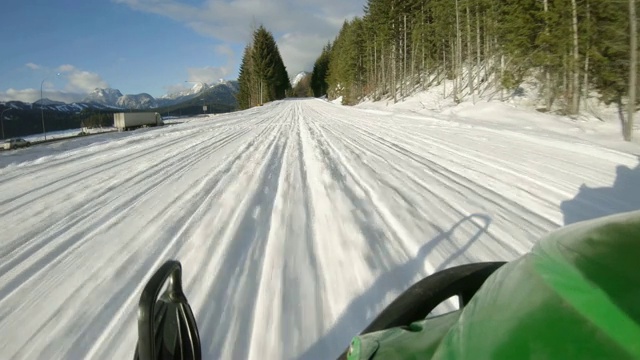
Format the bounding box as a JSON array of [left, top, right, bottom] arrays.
[[560, 161, 640, 225], [297, 214, 492, 360]]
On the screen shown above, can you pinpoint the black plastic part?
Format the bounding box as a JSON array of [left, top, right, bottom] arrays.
[[338, 261, 506, 359], [134, 260, 202, 360]]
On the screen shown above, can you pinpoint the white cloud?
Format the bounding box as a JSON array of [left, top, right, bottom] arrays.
[[215, 44, 235, 60], [164, 83, 190, 94], [25, 63, 41, 70], [187, 66, 230, 84], [0, 88, 84, 103], [185, 43, 236, 84], [57, 64, 76, 73], [278, 32, 328, 74], [57, 64, 109, 92], [113, 0, 365, 75], [67, 70, 109, 92], [0, 64, 109, 103]]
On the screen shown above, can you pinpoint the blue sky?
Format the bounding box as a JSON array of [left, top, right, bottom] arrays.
[[0, 0, 364, 103]]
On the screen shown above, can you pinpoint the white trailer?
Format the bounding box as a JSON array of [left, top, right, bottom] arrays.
[[114, 112, 163, 131]]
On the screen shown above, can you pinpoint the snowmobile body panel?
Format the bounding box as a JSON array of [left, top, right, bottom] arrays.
[[348, 210, 640, 360]]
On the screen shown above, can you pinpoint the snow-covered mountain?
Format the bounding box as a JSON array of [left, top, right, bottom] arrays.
[[33, 98, 67, 106], [158, 80, 239, 107], [161, 83, 210, 101], [291, 71, 310, 88], [83, 88, 156, 110], [116, 93, 157, 110], [1, 81, 239, 114], [82, 88, 123, 106]]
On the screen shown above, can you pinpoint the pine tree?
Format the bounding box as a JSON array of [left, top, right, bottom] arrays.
[[311, 0, 637, 140], [237, 25, 291, 108], [252, 26, 277, 104], [237, 45, 254, 110], [311, 43, 331, 97]]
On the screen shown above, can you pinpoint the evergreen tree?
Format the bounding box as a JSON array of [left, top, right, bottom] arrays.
[[237, 45, 254, 110], [237, 25, 291, 108], [312, 0, 639, 140], [252, 26, 277, 104], [311, 43, 331, 97]]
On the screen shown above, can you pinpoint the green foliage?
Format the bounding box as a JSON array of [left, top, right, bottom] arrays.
[[327, 19, 367, 104], [237, 45, 254, 110], [237, 25, 291, 109], [312, 0, 639, 118], [311, 43, 331, 97], [589, 1, 630, 104]]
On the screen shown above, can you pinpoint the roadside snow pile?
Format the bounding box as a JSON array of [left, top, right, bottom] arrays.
[[356, 79, 640, 153]]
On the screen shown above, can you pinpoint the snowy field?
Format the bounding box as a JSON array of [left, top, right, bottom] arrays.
[[1, 98, 639, 359]]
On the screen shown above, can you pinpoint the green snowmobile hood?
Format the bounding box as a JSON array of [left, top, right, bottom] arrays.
[[348, 211, 640, 360]]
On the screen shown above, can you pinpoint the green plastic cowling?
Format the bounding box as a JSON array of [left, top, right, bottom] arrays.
[[348, 210, 640, 360]]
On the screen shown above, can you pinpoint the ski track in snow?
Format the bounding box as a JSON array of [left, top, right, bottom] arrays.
[[0, 99, 638, 359]]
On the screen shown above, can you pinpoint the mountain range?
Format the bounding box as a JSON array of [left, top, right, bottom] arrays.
[[1, 81, 239, 113]]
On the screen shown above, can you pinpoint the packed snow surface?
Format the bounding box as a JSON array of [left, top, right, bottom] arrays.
[[1, 98, 639, 359]]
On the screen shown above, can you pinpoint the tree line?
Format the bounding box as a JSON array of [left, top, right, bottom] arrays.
[[0, 107, 117, 139], [311, 0, 638, 141]]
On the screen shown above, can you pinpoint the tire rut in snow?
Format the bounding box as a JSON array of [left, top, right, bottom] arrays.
[[197, 117, 290, 360]]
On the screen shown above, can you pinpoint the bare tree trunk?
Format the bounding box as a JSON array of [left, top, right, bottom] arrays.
[[443, 41, 447, 98], [452, 38, 457, 100], [393, 42, 397, 103], [411, 34, 416, 89], [418, 2, 428, 90], [544, 0, 553, 111], [500, 54, 505, 101], [484, 13, 488, 80], [571, 0, 580, 114], [563, 54, 568, 110], [476, 2, 481, 95], [626, 0, 636, 141], [374, 37, 378, 97], [392, 9, 397, 103], [403, 14, 407, 100], [456, 0, 461, 102], [381, 51, 386, 96], [370, 41, 374, 94], [467, 1, 475, 103], [412, 18, 416, 86], [583, 0, 591, 103]]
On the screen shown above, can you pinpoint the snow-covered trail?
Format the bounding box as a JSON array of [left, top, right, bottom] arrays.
[[0, 99, 638, 359]]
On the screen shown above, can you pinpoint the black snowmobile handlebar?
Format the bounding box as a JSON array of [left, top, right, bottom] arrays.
[[133, 259, 505, 360], [134, 260, 202, 360]]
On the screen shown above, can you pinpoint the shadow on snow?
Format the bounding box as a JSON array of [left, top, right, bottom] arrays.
[[298, 214, 492, 360]]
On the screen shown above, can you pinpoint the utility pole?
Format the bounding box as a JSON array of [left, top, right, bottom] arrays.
[[1, 108, 10, 139], [571, 0, 580, 115], [40, 73, 60, 141]]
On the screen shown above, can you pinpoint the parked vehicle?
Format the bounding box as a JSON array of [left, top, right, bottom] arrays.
[[114, 112, 163, 131], [2, 138, 30, 150]]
